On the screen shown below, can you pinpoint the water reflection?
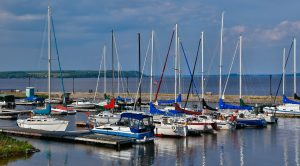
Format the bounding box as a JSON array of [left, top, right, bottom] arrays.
[[1, 115, 300, 166]]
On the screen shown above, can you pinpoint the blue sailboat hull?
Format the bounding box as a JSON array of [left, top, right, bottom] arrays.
[[236, 119, 267, 128]]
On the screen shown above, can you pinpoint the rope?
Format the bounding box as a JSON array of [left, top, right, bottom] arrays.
[[222, 40, 239, 97], [51, 15, 66, 104]]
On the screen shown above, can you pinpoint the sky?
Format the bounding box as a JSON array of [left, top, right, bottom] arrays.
[[1, 0, 300, 75]]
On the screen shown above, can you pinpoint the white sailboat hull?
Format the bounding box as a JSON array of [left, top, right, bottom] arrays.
[[154, 124, 187, 137], [17, 116, 68, 131]]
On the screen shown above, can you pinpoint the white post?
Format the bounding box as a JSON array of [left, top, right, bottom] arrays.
[[104, 45, 107, 94], [239, 35, 242, 99], [283, 48, 286, 95], [219, 12, 224, 99], [201, 32, 204, 99], [150, 30, 154, 102], [174, 24, 178, 101], [294, 37, 297, 95], [48, 6, 51, 103]]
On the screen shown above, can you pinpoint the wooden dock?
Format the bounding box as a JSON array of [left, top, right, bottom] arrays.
[[0, 109, 31, 119], [0, 127, 134, 150]]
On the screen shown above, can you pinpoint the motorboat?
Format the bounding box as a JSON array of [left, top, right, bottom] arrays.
[[92, 112, 155, 143]]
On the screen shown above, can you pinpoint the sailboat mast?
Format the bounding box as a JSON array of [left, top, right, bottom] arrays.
[[150, 30, 154, 102], [174, 24, 178, 101], [201, 31, 204, 99], [138, 33, 141, 110], [112, 30, 114, 99], [283, 48, 286, 95], [104, 45, 107, 94], [219, 12, 224, 99], [239, 35, 242, 99], [48, 6, 51, 102], [178, 36, 181, 96], [294, 37, 297, 95]]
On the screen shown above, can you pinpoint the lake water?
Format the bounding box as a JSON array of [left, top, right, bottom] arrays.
[[0, 75, 298, 96], [0, 112, 299, 166]]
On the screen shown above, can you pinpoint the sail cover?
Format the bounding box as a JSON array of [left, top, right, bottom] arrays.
[[116, 96, 132, 102], [294, 93, 300, 100], [218, 98, 252, 110], [157, 94, 182, 105], [32, 103, 51, 115], [202, 98, 217, 111], [149, 102, 182, 116], [283, 95, 300, 104]]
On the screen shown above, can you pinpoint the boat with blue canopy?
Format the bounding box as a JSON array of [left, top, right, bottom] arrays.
[[92, 112, 155, 143]]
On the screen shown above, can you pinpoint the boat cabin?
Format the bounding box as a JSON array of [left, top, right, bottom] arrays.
[[117, 113, 154, 132], [0, 94, 16, 108]]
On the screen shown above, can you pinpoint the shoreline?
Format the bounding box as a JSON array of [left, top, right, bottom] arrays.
[[0, 134, 39, 160], [2, 91, 283, 105]]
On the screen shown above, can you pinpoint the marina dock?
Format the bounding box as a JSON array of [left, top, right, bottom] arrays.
[[0, 127, 134, 150]]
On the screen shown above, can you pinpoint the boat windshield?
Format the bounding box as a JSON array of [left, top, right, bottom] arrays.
[[119, 115, 153, 129]]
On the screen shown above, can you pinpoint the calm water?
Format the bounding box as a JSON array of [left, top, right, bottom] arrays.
[[0, 111, 300, 166], [0, 75, 298, 96]]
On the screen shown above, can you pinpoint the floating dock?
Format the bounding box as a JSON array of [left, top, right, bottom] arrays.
[[0, 127, 134, 150], [0, 109, 31, 119]]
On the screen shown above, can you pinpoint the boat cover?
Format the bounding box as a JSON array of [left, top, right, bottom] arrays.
[[219, 98, 252, 110], [149, 102, 182, 116], [121, 112, 152, 120], [202, 98, 217, 111], [116, 96, 132, 102], [157, 94, 182, 105], [283, 95, 300, 104], [33, 103, 51, 115]]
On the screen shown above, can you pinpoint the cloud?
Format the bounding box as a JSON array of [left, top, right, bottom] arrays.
[[255, 20, 300, 41], [0, 11, 42, 21]]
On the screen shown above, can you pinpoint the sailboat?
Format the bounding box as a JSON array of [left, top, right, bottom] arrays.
[[216, 13, 266, 128], [264, 38, 300, 116], [17, 6, 68, 131]]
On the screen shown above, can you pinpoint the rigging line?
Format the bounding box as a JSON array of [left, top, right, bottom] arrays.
[[180, 40, 201, 97], [183, 37, 202, 109], [94, 47, 104, 102], [273, 40, 294, 104], [113, 34, 122, 96], [222, 40, 239, 98], [133, 37, 151, 109], [154, 30, 175, 102], [37, 13, 48, 72], [51, 15, 66, 104], [180, 40, 202, 106]]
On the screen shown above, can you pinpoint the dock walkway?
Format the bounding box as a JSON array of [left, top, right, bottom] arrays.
[[0, 127, 134, 150]]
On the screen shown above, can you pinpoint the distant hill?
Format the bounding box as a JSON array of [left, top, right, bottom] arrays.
[[0, 70, 146, 78]]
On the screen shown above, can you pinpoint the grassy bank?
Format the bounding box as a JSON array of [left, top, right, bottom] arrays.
[[0, 134, 38, 158]]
